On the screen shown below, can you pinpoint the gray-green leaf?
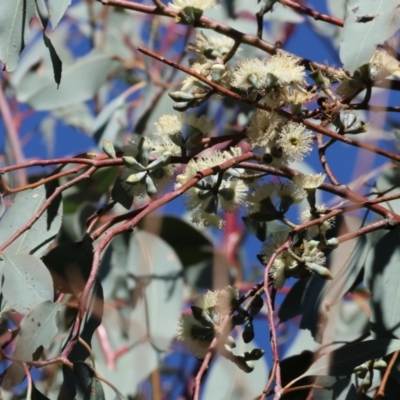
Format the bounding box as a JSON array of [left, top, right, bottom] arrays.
[[340, 0, 400, 73], [0, 182, 62, 257], [0, 0, 36, 71], [48, 0, 72, 30], [17, 50, 117, 110], [1, 253, 54, 314], [3, 301, 62, 387]]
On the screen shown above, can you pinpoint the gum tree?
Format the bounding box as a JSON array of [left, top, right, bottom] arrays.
[[1, 0, 400, 399]]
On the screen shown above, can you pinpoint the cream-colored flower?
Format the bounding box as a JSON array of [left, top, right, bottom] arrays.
[[301, 204, 335, 237], [232, 52, 306, 92], [247, 110, 286, 147], [181, 61, 213, 92], [292, 173, 325, 190], [277, 122, 314, 163], [191, 208, 225, 228], [284, 87, 316, 105], [299, 240, 326, 265], [218, 179, 248, 213], [188, 31, 236, 61], [153, 114, 183, 138], [231, 57, 267, 90], [275, 181, 307, 205], [369, 49, 400, 80], [168, 0, 218, 12], [264, 52, 307, 87], [260, 233, 294, 289], [176, 313, 212, 359], [246, 181, 276, 214]]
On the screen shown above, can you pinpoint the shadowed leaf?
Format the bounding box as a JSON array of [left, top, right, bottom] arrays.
[[43, 32, 62, 87]]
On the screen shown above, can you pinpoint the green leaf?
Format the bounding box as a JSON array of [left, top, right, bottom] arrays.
[[48, 0, 72, 30], [0, 0, 36, 71], [202, 331, 269, 398], [127, 230, 183, 350], [41, 237, 93, 294], [43, 31, 62, 87], [17, 50, 117, 110], [73, 362, 105, 400], [365, 227, 400, 338], [3, 301, 62, 387], [300, 339, 400, 378], [35, 0, 49, 29], [93, 91, 128, 145], [0, 181, 62, 257], [52, 102, 95, 133], [0, 195, 4, 218], [140, 215, 212, 269], [340, 0, 400, 73], [1, 253, 54, 314], [91, 309, 157, 400]]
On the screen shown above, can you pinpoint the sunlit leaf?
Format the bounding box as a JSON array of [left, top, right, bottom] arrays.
[[17, 50, 117, 110], [1, 253, 54, 314], [3, 301, 62, 387], [127, 230, 183, 350], [0, 182, 62, 257], [0, 0, 36, 71], [48, 0, 72, 30], [340, 0, 400, 73]]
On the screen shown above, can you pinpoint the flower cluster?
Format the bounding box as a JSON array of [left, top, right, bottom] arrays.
[[176, 147, 248, 228], [176, 286, 265, 372], [247, 180, 307, 220], [231, 52, 309, 107], [247, 110, 314, 168], [260, 233, 332, 289], [188, 31, 237, 64], [153, 112, 214, 149]]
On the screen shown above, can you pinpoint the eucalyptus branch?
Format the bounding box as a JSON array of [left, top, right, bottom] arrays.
[[280, 0, 343, 27], [317, 134, 340, 186], [138, 46, 400, 164]]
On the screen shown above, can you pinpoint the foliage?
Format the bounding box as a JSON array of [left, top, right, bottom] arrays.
[[2, 0, 400, 399]]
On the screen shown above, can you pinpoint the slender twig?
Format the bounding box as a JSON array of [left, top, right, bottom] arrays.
[[280, 0, 343, 27], [138, 46, 400, 164], [22, 363, 32, 400], [0, 83, 26, 187], [375, 350, 399, 399], [65, 152, 256, 358], [263, 239, 292, 399], [317, 134, 340, 185], [0, 166, 97, 252]]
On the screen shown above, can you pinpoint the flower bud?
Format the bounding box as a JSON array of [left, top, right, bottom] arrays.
[[211, 64, 226, 83], [102, 139, 116, 158]]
